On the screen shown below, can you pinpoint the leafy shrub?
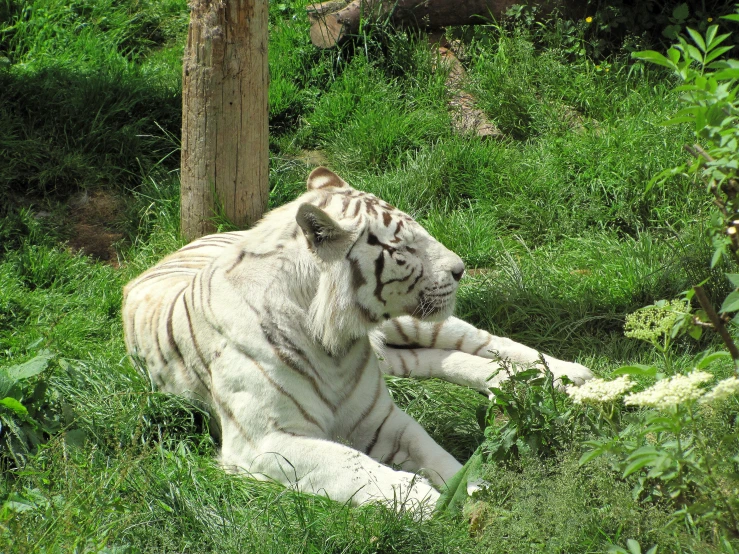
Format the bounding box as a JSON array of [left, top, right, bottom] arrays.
[[567, 18, 739, 540], [481, 360, 580, 463], [505, 0, 738, 60], [0, 351, 60, 468]]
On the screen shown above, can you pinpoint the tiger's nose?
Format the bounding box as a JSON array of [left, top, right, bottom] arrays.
[[451, 262, 465, 282]]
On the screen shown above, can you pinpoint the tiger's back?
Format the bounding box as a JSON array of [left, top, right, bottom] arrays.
[[122, 232, 243, 397]]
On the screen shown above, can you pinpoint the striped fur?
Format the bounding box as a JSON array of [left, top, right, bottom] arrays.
[[122, 168, 592, 516]]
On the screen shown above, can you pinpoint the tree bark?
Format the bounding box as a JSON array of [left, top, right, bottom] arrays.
[[181, 0, 269, 241], [308, 0, 580, 48]]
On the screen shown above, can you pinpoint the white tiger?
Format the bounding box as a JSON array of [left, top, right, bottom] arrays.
[[122, 167, 592, 515]]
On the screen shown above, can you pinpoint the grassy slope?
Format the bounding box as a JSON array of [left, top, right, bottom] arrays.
[[1, 0, 737, 552]]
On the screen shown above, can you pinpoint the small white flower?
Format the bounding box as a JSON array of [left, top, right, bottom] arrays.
[[624, 371, 713, 409], [700, 376, 739, 403], [566, 375, 634, 405]]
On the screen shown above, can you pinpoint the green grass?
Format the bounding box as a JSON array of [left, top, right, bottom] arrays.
[[2, 0, 739, 552]]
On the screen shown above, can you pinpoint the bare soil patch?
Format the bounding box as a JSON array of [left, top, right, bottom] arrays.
[[66, 190, 125, 266]]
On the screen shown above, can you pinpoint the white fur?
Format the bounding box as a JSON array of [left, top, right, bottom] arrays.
[[122, 168, 593, 517]]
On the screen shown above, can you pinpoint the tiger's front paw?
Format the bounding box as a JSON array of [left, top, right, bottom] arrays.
[[387, 476, 440, 520], [544, 357, 594, 387], [466, 477, 489, 496]]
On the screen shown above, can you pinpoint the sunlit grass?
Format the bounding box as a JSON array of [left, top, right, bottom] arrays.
[[1, 0, 736, 552]]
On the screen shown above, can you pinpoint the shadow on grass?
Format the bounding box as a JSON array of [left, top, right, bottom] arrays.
[[0, 65, 182, 199], [456, 232, 729, 364]]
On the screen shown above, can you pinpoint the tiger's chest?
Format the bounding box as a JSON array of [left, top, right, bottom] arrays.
[[252, 331, 386, 440]]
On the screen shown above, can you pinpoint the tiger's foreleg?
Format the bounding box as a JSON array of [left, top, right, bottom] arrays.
[[378, 316, 593, 390], [365, 405, 463, 488], [377, 347, 503, 396]]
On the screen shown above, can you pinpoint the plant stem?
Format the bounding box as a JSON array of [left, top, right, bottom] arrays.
[[693, 285, 739, 367]]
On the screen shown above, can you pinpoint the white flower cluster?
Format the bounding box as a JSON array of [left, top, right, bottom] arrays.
[[624, 371, 713, 409], [566, 375, 634, 405], [700, 376, 739, 403]]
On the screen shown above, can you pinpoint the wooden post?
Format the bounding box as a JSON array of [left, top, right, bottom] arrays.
[[181, 0, 269, 241]]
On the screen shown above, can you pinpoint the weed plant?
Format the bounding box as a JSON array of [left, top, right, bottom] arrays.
[[2, 0, 739, 552]]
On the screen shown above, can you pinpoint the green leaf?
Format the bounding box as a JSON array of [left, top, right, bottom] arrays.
[[511, 368, 540, 382], [714, 67, 739, 80], [726, 274, 739, 287], [628, 446, 660, 460], [646, 165, 685, 192], [632, 50, 675, 69], [664, 116, 695, 126], [704, 46, 732, 65], [643, 417, 677, 434], [579, 447, 605, 466], [612, 364, 658, 378], [696, 351, 732, 369], [720, 290, 739, 313], [707, 31, 732, 51], [623, 453, 659, 478], [686, 28, 706, 53], [64, 429, 87, 449], [687, 325, 702, 340], [685, 44, 704, 64], [476, 404, 488, 432], [627, 539, 643, 554], [157, 500, 174, 513], [2, 493, 43, 513], [29, 379, 48, 405], [436, 447, 483, 513], [663, 25, 682, 41], [711, 246, 725, 268], [6, 352, 53, 382], [721, 14, 739, 22], [0, 397, 28, 417], [705, 25, 718, 48], [672, 3, 689, 21]]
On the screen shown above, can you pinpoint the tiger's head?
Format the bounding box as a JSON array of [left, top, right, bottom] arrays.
[[295, 168, 464, 354]]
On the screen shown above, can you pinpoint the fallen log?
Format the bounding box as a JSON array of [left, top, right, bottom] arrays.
[[307, 0, 579, 49], [430, 35, 501, 138]]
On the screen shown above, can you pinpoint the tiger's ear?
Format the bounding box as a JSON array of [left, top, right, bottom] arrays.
[[296, 203, 351, 260], [306, 167, 351, 191]]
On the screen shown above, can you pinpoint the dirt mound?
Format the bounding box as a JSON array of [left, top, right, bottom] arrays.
[[67, 190, 124, 266]]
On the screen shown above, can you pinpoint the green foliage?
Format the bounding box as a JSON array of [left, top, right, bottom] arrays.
[[435, 446, 484, 514], [481, 361, 579, 463], [470, 451, 688, 552], [576, 361, 739, 537], [634, 17, 739, 270], [569, 83, 739, 527], [387, 376, 483, 462], [631, 12, 739, 356], [0, 351, 58, 468], [587, 0, 735, 46], [504, 0, 739, 60]]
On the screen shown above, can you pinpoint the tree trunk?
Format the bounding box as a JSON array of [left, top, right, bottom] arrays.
[[307, 0, 581, 48], [181, 0, 269, 241]]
